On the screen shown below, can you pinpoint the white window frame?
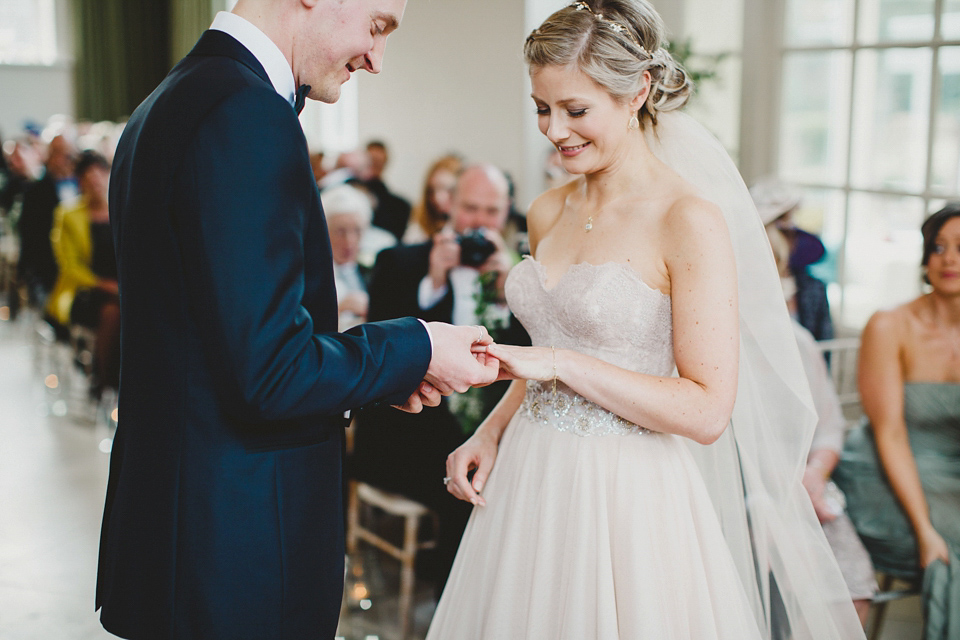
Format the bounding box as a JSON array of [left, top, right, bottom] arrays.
[[742, 0, 960, 330]]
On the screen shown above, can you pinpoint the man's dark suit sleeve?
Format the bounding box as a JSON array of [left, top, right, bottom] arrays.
[[173, 86, 429, 421]]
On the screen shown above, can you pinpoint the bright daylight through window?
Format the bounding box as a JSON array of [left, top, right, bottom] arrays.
[[780, 0, 960, 328], [0, 0, 57, 65]]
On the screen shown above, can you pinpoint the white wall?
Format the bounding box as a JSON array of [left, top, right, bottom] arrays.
[[0, 63, 73, 139], [0, 0, 73, 139], [355, 0, 531, 205]]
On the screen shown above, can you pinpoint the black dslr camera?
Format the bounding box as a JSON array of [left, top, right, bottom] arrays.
[[456, 229, 497, 267]]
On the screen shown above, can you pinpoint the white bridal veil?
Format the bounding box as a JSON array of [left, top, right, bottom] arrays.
[[646, 112, 866, 639]]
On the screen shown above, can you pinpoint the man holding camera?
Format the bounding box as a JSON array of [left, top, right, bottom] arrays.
[[352, 163, 528, 595], [366, 163, 516, 324]]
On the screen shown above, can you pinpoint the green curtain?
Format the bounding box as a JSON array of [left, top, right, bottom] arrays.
[[73, 0, 171, 122], [73, 0, 216, 122], [170, 0, 215, 66]]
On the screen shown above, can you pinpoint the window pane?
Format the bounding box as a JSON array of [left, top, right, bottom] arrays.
[[842, 193, 925, 328], [850, 48, 931, 193], [929, 198, 950, 213], [684, 0, 743, 53], [0, 0, 57, 65], [779, 52, 852, 186], [687, 55, 742, 158], [931, 47, 960, 195], [858, 0, 935, 43], [785, 0, 854, 46], [943, 0, 960, 40]]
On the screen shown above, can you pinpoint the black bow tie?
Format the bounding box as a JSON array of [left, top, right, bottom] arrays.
[[294, 84, 310, 115]]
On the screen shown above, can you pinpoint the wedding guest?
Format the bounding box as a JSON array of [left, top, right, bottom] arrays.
[[502, 171, 529, 256], [353, 163, 529, 596], [2, 137, 43, 201], [403, 154, 461, 244], [18, 133, 76, 306], [318, 149, 371, 189], [833, 204, 960, 638], [322, 183, 372, 331], [768, 224, 876, 626], [752, 177, 834, 341], [0, 134, 27, 215], [309, 150, 326, 185], [1, 136, 42, 319], [46, 151, 119, 396], [364, 139, 411, 241]]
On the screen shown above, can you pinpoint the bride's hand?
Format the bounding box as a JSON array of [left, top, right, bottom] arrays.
[[485, 344, 557, 382], [445, 430, 499, 507]]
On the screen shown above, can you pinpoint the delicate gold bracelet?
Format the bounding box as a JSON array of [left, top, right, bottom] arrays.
[[551, 346, 557, 397]]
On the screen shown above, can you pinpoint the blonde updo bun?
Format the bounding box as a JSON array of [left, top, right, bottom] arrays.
[[524, 0, 693, 126]]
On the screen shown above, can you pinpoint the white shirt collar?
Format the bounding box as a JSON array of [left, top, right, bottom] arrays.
[[210, 11, 297, 107]]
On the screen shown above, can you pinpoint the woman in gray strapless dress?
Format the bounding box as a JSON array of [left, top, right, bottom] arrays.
[[833, 204, 960, 640]]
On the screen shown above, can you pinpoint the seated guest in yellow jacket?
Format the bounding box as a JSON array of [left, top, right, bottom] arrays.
[[47, 151, 119, 397]]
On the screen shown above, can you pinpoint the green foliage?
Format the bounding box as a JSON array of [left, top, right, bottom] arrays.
[[666, 38, 729, 97], [449, 271, 511, 436]]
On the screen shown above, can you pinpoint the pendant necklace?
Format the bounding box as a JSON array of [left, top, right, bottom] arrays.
[[585, 216, 593, 232]]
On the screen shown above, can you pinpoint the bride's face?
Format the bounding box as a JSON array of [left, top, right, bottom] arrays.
[[530, 64, 639, 175]]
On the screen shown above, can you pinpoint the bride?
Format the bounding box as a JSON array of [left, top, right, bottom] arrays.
[[427, 1, 866, 638]]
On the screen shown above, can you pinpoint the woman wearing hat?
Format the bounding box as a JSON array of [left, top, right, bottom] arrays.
[[751, 177, 835, 341]]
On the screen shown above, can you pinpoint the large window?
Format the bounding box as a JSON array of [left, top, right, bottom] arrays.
[[683, 0, 745, 158], [0, 0, 57, 65], [779, 0, 960, 329]]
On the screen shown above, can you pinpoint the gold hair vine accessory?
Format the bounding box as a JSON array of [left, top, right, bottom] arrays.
[[570, 1, 648, 55]]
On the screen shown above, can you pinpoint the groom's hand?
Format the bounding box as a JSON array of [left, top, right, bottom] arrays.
[[424, 322, 499, 394], [392, 381, 442, 413]]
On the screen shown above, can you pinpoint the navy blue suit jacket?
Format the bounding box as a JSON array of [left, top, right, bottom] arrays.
[[96, 30, 431, 639]]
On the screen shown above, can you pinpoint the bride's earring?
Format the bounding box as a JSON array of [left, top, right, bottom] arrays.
[[628, 114, 640, 130]]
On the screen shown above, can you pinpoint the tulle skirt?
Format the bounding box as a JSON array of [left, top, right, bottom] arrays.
[[426, 413, 764, 639]]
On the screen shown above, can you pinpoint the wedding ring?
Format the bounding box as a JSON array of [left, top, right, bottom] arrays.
[[474, 326, 484, 343], [443, 476, 451, 486]]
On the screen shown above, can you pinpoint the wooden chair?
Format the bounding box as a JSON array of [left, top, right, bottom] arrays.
[[867, 573, 922, 640], [816, 337, 862, 419], [345, 480, 438, 639], [816, 337, 923, 637]]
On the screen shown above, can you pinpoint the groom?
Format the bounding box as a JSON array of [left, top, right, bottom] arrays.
[[95, 1, 497, 638]]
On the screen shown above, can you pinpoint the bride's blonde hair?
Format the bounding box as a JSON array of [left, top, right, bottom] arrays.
[[524, 0, 692, 127]]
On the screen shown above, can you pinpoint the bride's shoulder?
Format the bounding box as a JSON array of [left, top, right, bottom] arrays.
[[659, 193, 727, 242], [526, 178, 579, 238]]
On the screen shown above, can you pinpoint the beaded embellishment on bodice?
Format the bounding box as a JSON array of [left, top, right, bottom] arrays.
[[505, 257, 674, 437]]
